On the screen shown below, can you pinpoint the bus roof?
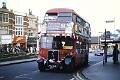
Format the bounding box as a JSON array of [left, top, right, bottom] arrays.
[[46, 8, 75, 13]]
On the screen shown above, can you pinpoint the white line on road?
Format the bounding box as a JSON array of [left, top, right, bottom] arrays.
[[73, 75, 80, 80], [15, 70, 39, 79], [0, 76, 4, 79], [76, 72, 84, 80], [69, 78, 75, 80], [15, 76, 32, 80], [73, 72, 84, 80]]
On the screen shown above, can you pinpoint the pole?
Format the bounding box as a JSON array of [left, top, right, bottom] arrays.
[[104, 29, 107, 63], [103, 29, 107, 64]]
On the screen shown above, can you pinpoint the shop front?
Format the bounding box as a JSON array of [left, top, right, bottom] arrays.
[[13, 36, 27, 48], [27, 37, 37, 47]]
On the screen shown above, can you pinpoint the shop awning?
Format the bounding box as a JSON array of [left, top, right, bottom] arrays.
[[13, 36, 26, 43]]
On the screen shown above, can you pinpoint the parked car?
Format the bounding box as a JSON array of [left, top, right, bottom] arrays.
[[95, 48, 113, 57], [89, 48, 95, 53], [107, 47, 113, 57], [95, 49, 104, 56]]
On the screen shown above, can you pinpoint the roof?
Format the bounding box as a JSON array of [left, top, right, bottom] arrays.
[[91, 36, 98, 44], [46, 8, 75, 13], [0, 8, 9, 13], [101, 37, 114, 40], [46, 19, 69, 23], [101, 40, 120, 43]]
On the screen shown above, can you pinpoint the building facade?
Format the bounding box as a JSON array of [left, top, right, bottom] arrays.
[[0, 2, 14, 45], [15, 13, 24, 36], [27, 9, 38, 48], [12, 11, 27, 47], [0, 2, 15, 35], [0, 2, 38, 49], [90, 36, 98, 50]]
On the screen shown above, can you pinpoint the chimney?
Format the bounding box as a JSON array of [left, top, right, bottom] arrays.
[[10, 9, 13, 12], [29, 9, 32, 15], [29, 9, 30, 14], [2, 2, 7, 9]]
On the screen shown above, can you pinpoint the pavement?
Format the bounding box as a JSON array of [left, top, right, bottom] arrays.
[[0, 58, 36, 66], [82, 54, 120, 80]]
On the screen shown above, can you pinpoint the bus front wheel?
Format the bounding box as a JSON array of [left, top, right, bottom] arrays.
[[38, 61, 45, 72]]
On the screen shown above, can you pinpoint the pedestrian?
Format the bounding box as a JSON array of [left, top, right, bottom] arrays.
[[27, 46, 30, 53], [113, 44, 119, 64], [0, 45, 2, 53], [30, 46, 33, 53]]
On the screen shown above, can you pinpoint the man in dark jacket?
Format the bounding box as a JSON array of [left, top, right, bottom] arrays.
[[113, 44, 119, 64]]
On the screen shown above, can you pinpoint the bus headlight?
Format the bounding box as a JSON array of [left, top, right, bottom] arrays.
[[65, 58, 71, 65]]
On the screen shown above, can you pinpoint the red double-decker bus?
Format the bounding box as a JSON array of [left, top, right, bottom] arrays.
[[37, 8, 91, 72]]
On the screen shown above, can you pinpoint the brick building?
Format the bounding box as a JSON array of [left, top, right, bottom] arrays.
[[0, 2, 14, 45], [12, 11, 28, 47], [27, 9, 38, 47], [0, 2, 38, 48], [0, 2, 15, 35]]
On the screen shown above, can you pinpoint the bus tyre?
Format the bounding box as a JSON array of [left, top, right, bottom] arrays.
[[65, 58, 75, 72], [70, 59, 75, 72], [84, 54, 88, 66], [38, 61, 45, 72]]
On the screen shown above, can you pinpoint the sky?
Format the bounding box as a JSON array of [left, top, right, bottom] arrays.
[[0, 0, 120, 36]]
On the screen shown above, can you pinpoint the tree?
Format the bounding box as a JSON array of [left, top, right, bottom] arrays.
[[116, 29, 120, 33], [102, 31, 111, 39], [116, 29, 120, 40]]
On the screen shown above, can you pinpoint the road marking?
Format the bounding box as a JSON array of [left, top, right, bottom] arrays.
[[0, 76, 4, 79], [15, 73, 29, 78], [69, 78, 75, 80], [15, 70, 39, 79], [15, 76, 32, 80], [76, 72, 84, 80], [73, 75, 80, 80], [73, 72, 84, 80]]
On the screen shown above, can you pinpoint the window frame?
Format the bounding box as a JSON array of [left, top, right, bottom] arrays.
[[0, 13, 9, 23]]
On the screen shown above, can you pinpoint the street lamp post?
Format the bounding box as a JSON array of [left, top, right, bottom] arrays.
[[103, 18, 115, 64], [106, 17, 115, 38], [104, 29, 107, 63], [103, 29, 107, 64]]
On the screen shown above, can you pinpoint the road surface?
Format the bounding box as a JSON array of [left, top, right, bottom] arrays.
[[0, 61, 82, 80], [0, 53, 103, 80]]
